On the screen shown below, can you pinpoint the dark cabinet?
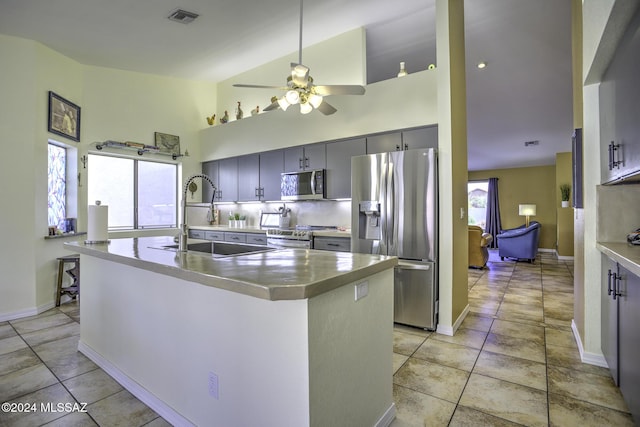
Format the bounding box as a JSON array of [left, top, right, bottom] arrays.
[[599, 9, 640, 184], [602, 256, 640, 422], [284, 144, 326, 171], [217, 158, 238, 202], [402, 126, 438, 150], [259, 150, 284, 201], [367, 127, 438, 154], [366, 132, 402, 154], [313, 236, 351, 252], [237, 154, 260, 201], [326, 138, 366, 199], [202, 160, 219, 203]]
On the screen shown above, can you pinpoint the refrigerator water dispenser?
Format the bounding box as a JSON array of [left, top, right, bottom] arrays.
[[358, 201, 381, 240]]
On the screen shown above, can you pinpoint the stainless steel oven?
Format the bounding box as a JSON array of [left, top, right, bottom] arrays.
[[266, 229, 313, 249]]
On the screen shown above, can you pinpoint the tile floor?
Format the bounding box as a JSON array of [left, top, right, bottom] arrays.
[[0, 251, 635, 426], [391, 251, 635, 426]]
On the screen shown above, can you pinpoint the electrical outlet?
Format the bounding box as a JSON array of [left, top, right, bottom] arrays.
[[355, 281, 368, 301], [208, 372, 219, 399]]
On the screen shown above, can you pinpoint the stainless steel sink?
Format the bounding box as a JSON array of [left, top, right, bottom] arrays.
[[150, 241, 275, 258]]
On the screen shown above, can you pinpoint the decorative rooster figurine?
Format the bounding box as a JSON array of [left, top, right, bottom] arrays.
[[251, 105, 260, 116], [220, 111, 229, 124], [206, 114, 216, 125]]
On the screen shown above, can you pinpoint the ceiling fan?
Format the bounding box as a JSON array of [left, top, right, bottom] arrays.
[[233, 0, 366, 115]]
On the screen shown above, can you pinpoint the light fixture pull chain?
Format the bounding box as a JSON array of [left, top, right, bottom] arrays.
[[298, 0, 303, 65]]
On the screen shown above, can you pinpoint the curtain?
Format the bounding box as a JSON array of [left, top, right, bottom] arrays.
[[485, 177, 502, 248]]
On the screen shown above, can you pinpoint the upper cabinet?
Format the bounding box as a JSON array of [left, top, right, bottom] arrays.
[[366, 126, 438, 154], [237, 154, 260, 201], [366, 132, 402, 154], [600, 10, 640, 184], [259, 150, 284, 201], [326, 138, 366, 199], [402, 126, 438, 151], [217, 157, 238, 202], [202, 160, 220, 203], [284, 144, 326, 172]]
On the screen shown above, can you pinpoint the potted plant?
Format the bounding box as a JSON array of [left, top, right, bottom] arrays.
[[228, 212, 236, 228], [560, 184, 571, 208]]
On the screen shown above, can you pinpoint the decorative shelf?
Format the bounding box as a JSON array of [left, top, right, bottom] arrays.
[[94, 140, 184, 160]]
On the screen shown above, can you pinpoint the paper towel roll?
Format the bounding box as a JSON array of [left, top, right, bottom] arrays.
[[87, 204, 109, 242]]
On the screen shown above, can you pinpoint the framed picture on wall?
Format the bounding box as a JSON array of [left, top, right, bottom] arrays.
[[154, 132, 181, 156], [48, 91, 81, 142]]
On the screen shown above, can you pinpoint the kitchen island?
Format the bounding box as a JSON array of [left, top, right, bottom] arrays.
[[65, 236, 397, 427]]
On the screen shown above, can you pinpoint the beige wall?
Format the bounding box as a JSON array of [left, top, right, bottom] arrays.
[[556, 152, 574, 257], [468, 165, 557, 249]]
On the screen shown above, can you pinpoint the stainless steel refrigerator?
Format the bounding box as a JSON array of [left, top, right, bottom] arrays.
[[351, 148, 438, 330]]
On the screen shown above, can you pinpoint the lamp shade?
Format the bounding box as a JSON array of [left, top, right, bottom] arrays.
[[519, 204, 537, 216]]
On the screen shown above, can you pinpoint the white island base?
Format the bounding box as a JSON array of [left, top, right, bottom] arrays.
[[78, 254, 395, 427]]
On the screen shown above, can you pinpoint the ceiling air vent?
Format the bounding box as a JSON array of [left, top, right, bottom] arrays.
[[524, 140, 540, 147], [168, 9, 199, 24]]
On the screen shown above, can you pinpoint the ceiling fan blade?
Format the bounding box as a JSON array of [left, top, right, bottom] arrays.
[[313, 85, 366, 96], [233, 84, 288, 90], [316, 101, 337, 115], [263, 100, 280, 111]]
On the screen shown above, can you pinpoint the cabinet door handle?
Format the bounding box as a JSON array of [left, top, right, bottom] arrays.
[[607, 269, 613, 296], [609, 141, 621, 170], [305, 157, 310, 168], [327, 243, 340, 247], [395, 144, 401, 151], [612, 272, 622, 300], [299, 158, 303, 169], [404, 143, 409, 150]]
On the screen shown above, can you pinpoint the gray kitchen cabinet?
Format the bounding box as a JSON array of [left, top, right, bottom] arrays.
[[366, 132, 402, 154], [237, 154, 260, 201], [201, 160, 220, 202], [246, 233, 268, 246], [188, 229, 206, 239], [313, 236, 350, 252], [599, 10, 640, 184], [402, 126, 438, 151], [224, 232, 246, 243], [284, 143, 326, 171], [204, 231, 224, 241], [259, 149, 284, 201], [326, 138, 366, 199], [602, 256, 640, 422], [217, 157, 238, 202]]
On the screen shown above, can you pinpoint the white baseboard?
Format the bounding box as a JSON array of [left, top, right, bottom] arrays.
[[555, 250, 575, 260], [78, 341, 195, 427], [376, 403, 396, 427], [0, 301, 56, 322], [436, 304, 469, 336], [571, 319, 608, 368]]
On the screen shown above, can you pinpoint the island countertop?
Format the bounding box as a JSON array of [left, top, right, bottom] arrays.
[[65, 236, 397, 301]]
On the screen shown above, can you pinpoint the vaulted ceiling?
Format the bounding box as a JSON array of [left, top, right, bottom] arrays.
[[0, 0, 573, 171]]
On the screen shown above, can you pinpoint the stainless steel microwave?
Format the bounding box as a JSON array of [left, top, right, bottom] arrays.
[[281, 169, 326, 200]]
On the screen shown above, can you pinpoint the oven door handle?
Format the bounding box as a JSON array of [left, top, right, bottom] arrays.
[[267, 238, 311, 249]]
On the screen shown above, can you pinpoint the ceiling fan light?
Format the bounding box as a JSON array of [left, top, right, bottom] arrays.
[[277, 96, 290, 111], [285, 90, 300, 105], [300, 102, 313, 114], [309, 94, 323, 108]]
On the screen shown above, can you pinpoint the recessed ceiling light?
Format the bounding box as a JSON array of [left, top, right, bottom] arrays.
[[477, 61, 487, 69], [524, 140, 540, 147]]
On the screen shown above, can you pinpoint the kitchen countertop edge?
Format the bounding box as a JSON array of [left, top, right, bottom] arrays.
[[597, 242, 640, 277], [64, 237, 396, 301]]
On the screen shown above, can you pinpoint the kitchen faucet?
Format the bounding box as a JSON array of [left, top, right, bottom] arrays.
[[179, 174, 216, 252]]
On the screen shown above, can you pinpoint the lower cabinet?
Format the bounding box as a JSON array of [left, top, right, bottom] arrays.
[[313, 236, 350, 252], [189, 229, 267, 246], [602, 255, 640, 421]]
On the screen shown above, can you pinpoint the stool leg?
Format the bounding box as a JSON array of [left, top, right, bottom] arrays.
[[56, 260, 64, 307]]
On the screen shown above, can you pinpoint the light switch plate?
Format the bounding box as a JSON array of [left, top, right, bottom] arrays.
[[355, 281, 369, 301]]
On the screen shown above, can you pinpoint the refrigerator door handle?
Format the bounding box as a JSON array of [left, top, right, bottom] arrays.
[[380, 158, 388, 249], [388, 162, 396, 253]]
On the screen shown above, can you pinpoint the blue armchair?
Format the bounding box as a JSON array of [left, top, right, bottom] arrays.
[[496, 221, 541, 263]]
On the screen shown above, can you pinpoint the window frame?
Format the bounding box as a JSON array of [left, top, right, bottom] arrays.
[[88, 152, 179, 231]]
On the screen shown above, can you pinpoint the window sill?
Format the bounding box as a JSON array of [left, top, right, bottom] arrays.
[[44, 232, 87, 240]]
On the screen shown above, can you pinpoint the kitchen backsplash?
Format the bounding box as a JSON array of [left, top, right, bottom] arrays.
[[187, 200, 352, 229]]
